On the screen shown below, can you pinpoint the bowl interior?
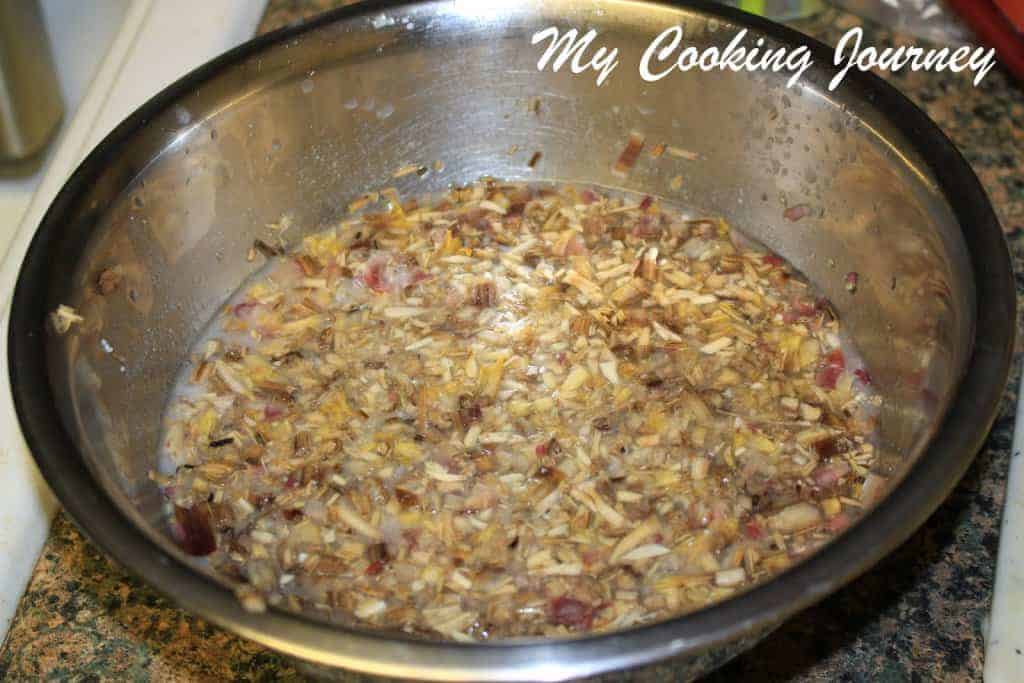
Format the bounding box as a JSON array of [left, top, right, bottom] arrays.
[[12, 0, 995, 675]]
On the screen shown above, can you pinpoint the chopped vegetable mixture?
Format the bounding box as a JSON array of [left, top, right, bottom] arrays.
[[156, 181, 882, 640]]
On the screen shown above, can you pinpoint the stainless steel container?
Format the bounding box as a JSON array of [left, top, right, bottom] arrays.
[[8, 1, 1014, 680], [0, 0, 63, 172]]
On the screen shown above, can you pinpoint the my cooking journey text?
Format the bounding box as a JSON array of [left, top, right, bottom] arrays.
[[531, 26, 997, 91]]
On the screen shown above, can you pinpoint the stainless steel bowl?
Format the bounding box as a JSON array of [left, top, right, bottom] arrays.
[[8, 1, 1014, 680]]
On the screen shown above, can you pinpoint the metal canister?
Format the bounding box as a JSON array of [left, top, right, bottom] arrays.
[[0, 0, 63, 173]]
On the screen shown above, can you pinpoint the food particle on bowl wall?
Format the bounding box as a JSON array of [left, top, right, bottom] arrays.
[[845, 271, 859, 293], [153, 180, 882, 641], [612, 132, 645, 176], [666, 146, 701, 161], [782, 204, 811, 221], [49, 304, 84, 335]]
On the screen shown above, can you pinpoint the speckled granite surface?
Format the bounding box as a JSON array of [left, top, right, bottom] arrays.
[[1, 3, 1022, 681]]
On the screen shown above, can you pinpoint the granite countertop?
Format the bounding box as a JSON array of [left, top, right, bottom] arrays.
[[1, 2, 1022, 681]]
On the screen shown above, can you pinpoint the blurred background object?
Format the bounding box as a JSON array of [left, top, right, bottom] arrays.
[[827, 0, 970, 42], [715, 0, 826, 21], [944, 0, 1024, 83], [0, 0, 63, 175], [993, 0, 1024, 34]]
